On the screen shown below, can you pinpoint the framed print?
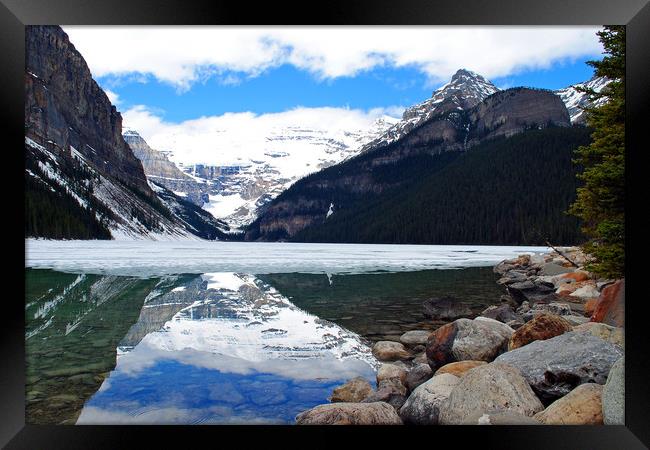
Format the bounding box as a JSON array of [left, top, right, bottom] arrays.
[[2, 0, 649, 447]]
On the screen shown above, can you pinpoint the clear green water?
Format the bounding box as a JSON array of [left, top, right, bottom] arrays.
[[25, 266, 503, 424]]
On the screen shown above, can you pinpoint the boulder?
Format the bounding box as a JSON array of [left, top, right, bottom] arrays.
[[438, 363, 544, 424], [480, 304, 519, 323], [422, 297, 473, 320], [295, 402, 403, 425], [361, 379, 408, 410], [507, 281, 555, 304], [372, 341, 413, 362], [508, 313, 573, 350], [404, 364, 433, 391], [434, 360, 487, 377], [497, 271, 529, 285], [534, 383, 604, 425], [425, 318, 513, 370], [377, 364, 408, 385], [573, 322, 624, 347], [495, 331, 624, 402], [413, 352, 427, 365], [561, 271, 591, 282], [591, 279, 625, 327], [399, 330, 431, 347], [540, 263, 574, 276], [602, 357, 624, 425], [570, 282, 600, 299], [462, 410, 541, 425], [399, 374, 460, 425], [329, 377, 373, 403], [584, 298, 599, 317]]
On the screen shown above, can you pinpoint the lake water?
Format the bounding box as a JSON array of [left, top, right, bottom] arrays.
[[25, 240, 548, 425]]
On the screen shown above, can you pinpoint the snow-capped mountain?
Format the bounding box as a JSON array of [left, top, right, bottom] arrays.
[[554, 76, 611, 124], [127, 115, 399, 230], [359, 69, 499, 152]]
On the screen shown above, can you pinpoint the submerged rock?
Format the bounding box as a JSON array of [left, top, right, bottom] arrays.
[[438, 363, 544, 424], [329, 377, 373, 403], [295, 402, 403, 425], [495, 331, 624, 402], [422, 297, 473, 321], [426, 318, 513, 370], [534, 383, 604, 425], [399, 373, 460, 425]]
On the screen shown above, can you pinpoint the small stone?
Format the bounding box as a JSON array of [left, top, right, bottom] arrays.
[[372, 341, 413, 362], [399, 330, 431, 347], [404, 364, 433, 391], [377, 364, 408, 385], [329, 377, 373, 403]]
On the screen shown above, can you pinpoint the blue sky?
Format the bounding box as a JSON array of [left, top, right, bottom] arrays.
[[60, 26, 605, 151], [97, 59, 597, 123]]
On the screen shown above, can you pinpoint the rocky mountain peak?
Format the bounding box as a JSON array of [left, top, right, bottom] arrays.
[[554, 76, 611, 124]]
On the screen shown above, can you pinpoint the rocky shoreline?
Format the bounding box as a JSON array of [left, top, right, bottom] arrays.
[[295, 247, 625, 425]]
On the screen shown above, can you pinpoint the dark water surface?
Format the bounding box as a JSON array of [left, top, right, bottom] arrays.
[[25, 266, 503, 424]]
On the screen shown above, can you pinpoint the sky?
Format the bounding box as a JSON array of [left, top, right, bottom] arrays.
[[62, 26, 604, 155]]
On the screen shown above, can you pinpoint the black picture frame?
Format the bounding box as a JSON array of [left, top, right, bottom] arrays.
[[2, 0, 648, 447]]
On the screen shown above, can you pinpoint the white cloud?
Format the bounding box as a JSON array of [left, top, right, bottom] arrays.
[[63, 26, 603, 90], [104, 88, 120, 105], [122, 103, 404, 173]]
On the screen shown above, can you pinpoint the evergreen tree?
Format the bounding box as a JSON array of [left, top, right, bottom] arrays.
[[569, 26, 625, 278]]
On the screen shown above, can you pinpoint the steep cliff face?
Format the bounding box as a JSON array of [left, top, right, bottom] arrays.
[[24, 26, 212, 240], [246, 86, 571, 241], [25, 26, 151, 197]]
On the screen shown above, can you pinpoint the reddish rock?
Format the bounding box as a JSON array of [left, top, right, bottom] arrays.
[[561, 271, 590, 282], [584, 298, 599, 317], [591, 279, 625, 327], [508, 313, 573, 350]]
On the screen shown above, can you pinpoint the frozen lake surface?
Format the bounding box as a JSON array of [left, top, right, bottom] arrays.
[[25, 240, 550, 276]]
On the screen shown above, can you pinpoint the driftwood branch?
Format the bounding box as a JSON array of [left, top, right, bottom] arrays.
[[545, 240, 580, 268]]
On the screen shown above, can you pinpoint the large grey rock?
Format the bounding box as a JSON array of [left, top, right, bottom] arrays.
[[426, 318, 513, 370], [573, 322, 624, 347], [295, 401, 403, 425], [540, 263, 574, 276], [438, 363, 544, 424], [329, 377, 373, 403], [399, 374, 460, 425], [404, 363, 433, 391], [399, 330, 431, 347], [495, 331, 624, 402], [602, 357, 624, 425]]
